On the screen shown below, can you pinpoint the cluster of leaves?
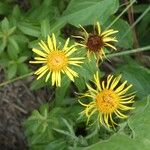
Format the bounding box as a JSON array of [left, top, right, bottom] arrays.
[[0, 0, 150, 149], [25, 96, 150, 150]]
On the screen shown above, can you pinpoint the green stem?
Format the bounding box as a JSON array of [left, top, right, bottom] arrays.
[[120, 5, 150, 41], [106, 0, 136, 30], [107, 45, 150, 58], [0, 72, 34, 87]]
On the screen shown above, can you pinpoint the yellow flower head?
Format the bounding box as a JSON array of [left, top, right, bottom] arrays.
[[79, 72, 135, 128], [30, 33, 84, 87], [76, 22, 118, 63]]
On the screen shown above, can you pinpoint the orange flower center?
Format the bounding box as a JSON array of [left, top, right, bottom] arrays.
[[47, 51, 68, 71], [86, 35, 103, 52], [96, 89, 119, 113]]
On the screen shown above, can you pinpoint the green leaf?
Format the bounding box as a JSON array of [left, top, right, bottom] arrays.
[[18, 56, 28, 63], [81, 133, 148, 150], [18, 23, 40, 37], [40, 19, 50, 38], [17, 63, 30, 75], [6, 64, 17, 79], [7, 43, 18, 60], [14, 34, 29, 44], [76, 57, 99, 81], [27, 1, 55, 22], [8, 36, 19, 53], [51, 0, 119, 32], [45, 139, 66, 150], [30, 78, 48, 90], [0, 2, 11, 15], [28, 0, 41, 7], [0, 39, 6, 54], [116, 60, 150, 99], [12, 5, 21, 19], [1, 17, 9, 33], [7, 26, 16, 36], [0, 58, 9, 68], [137, 13, 150, 46], [61, 0, 119, 26], [25, 104, 83, 149], [74, 77, 86, 92], [105, 17, 133, 48], [128, 96, 150, 145], [55, 76, 71, 105], [133, 4, 149, 13], [24, 106, 64, 148]]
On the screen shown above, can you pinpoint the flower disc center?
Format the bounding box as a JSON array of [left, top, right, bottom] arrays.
[[96, 89, 119, 113], [86, 35, 103, 52], [47, 51, 68, 71]]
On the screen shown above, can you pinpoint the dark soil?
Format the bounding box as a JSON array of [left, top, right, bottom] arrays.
[[0, 70, 49, 150]]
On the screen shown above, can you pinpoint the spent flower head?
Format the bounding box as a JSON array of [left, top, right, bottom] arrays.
[[76, 22, 118, 63], [30, 33, 84, 87], [78, 72, 135, 128]]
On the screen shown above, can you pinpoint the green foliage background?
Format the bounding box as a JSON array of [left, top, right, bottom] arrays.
[[0, 0, 150, 149]]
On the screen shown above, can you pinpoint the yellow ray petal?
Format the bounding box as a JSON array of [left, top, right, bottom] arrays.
[[101, 81, 105, 89], [110, 75, 122, 90], [45, 72, 51, 82], [76, 43, 86, 47], [52, 33, 57, 50], [65, 44, 76, 53], [119, 104, 135, 110], [68, 60, 83, 66], [99, 113, 103, 125], [35, 65, 48, 75], [37, 68, 48, 80], [57, 71, 61, 87], [117, 84, 133, 96], [105, 43, 117, 50], [66, 48, 77, 56], [72, 35, 85, 40], [104, 114, 110, 128], [96, 22, 101, 35], [32, 48, 47, 57], [101, 29, 114, 36], [93, 71, 102, 91], [63, 38, 70, 50], [69, 57, 84, 60], [29, 60, 46, 64], [102, 30, 118, 37], [48, 35, 53, 50], [51, 71, 56, 86], [79, 24, 89, 38], [66, 67, 78, 77], [78, 100, 89, 106], [103, 37, 118, 42], [106, 75, 113, 89], [86, 83, 98, 95], [115, 110, 128, 119], [34, 57, 47, 61], [110, 113, 118, 125], [64, 69, 74, 81], [39, 40, 50, 53]]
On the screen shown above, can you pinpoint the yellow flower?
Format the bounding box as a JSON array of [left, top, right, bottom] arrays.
[[30, 33, 84, 87], [76, 22, 118, 63], [78, 72, 135, 128]]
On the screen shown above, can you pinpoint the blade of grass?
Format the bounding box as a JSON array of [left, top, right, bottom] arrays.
[[0, 72, 33, 87], [106, 0, 136, 30], [120, 5, 150, 41], [107, 45, 150, 58]]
